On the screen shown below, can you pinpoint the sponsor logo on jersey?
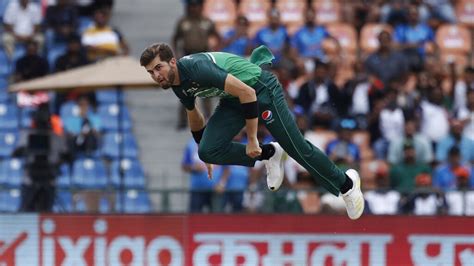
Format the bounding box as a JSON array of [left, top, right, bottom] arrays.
[[262, 110, 272, 121]]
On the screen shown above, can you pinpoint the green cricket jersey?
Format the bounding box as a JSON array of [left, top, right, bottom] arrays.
[[172, 52, 262, 110]]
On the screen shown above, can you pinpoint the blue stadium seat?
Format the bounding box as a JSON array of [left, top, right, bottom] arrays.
[[98, 103, 132, 131], [53, 191, 74, 213], [56, 164, 71, 188], [0, 158, 23, 188], [59, 100, 79, 121], [0, 78, 9, 102], [101, 132, 138, 158], [0, 188, 21, 212], [0, 131, 18, 157], [0, 103, 18, 129], [110, 159, 146, 189], [96, 89, 124, 104], [0, 47, 11, 77], [72, 158, 108, 189], [19, 106, 36, 128], [0, 103, 19, 130], [115, 190, 151, 213]]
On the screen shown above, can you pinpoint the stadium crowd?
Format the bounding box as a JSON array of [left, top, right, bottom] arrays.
[[0, 0, 473, 216]]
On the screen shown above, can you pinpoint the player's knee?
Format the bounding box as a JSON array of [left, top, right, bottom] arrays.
[[198, 145, 217, 163]]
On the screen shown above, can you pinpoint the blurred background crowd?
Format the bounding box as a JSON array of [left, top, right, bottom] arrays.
[[0, 0, 473, 216]]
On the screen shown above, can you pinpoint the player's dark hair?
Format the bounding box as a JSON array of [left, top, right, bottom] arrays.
[[140, 43, 175, 66]]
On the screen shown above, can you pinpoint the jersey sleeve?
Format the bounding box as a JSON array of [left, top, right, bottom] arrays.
[[189, 59, 228, 89], [172, 88, 196, 110]]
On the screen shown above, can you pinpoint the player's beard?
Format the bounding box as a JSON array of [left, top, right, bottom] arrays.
[[161, 68, 175, 90]]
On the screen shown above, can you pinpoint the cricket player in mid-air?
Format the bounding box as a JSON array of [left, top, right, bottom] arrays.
[[141, 43, 364, 219]]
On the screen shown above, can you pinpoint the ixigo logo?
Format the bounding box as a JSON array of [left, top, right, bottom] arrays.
[[39, 218, 184, 266]]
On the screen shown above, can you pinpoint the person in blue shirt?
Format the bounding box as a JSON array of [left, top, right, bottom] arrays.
[[221, 15, 251, 57], [215, 132, 250, 212], [394, 5, 434, 71], [290, 7, 338, 62], [433, 146, 474, 191], [253, 9, 289, 64], [436, 120, 474, 164], [63, 95, 101, 156], [182, 138, 221, 212], [325, 119, 361, 170]]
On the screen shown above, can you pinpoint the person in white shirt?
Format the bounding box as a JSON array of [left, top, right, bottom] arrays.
[[456, 90, 474, 141], [420, 87, 450, 145], [453, 67, 474, 112], [2, 0, 44, 58], [373, 89, 405, 159], [388, 118, 433, 164], [365, 166, 400, 215]]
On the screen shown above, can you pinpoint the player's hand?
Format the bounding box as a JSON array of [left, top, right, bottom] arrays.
[[206, 163, 213, 179], [246, 138, 262, 158]]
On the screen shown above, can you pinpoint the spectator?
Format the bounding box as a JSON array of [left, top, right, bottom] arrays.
[[172, 0, 220, 129], [216, 164, 250, 213], [345, 61, 371, 129], [456, 90, 474, 140], [364, 165, 400, 215], [420, 0, 456, 24], [182, 139, 221, 213], [365, 30, 409, 88], [294, 59, 348, 128], [290, 7, 337, 63], [380, 0, 410, 26], [389, 140, 431, 193], [325, 118, 361, 170], [394, 5, 434, 72], [2, 0, 44, 58], [373, 89, 405, 159], [14, 41, 49, 82], [388, 118, 433, 164], [433, 147, 474, 192], [399, 173, 447, 215], [221, 15, 251, 57], [242, 179, 265, 213], [81, 6, 129, 62], [436, 119, 474, 164], [420, 86, 450, 146], [55, 35, 89, 72], [12, 104, 69, 212], [45, 0, 79, 43], [320, 193, 346, 215], [63, 95, 101, 156], [214, 132, 250, 212], [253, 8, 289, 64], [76, 0, 114, 17], [453, 66, 474, 113], [172, 0, 219, 57]]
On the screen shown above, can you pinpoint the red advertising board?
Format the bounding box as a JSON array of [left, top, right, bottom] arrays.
[[1, 214, 473, 265]]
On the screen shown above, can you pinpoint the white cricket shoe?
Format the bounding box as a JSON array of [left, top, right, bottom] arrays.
[[263, 142, 286, 191], [342, 169, 365, 220]]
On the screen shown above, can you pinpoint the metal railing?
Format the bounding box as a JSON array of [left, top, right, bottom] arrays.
[[1, 186, 474, 216]]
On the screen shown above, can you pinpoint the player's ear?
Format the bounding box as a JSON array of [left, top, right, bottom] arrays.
[[169, 57, 177, 66]]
